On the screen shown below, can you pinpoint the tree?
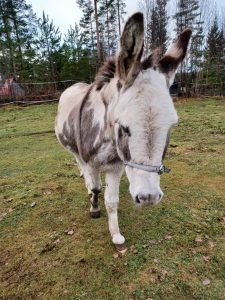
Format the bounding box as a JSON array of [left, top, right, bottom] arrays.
[[205, 17, 225, 83], [139, 0, 168, 55], [138, 0, 154, 55], [151, 0, 168, 53], [173, 0, 204, 84], [93, 0, 102, 63], [37, 11, 61, 81], [0, 0, 38, 80], [116, 0, 126, 36]]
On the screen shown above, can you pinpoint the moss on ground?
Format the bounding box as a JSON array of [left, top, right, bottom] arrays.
[[0, 99, 225, 299]]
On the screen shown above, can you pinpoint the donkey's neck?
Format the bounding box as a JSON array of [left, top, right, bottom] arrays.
[[99, 78, 120, 129]]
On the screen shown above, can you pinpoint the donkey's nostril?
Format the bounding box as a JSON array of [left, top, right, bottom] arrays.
[[135, 195, 141, 204], [135, 193, 162, 204]]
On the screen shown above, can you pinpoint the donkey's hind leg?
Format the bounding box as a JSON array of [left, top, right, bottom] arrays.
[[86, 167, 101, 218], [74, 156, 102, 218]]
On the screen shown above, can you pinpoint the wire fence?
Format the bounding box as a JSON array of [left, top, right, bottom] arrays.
[[0, 79, 224, 107], [0, 80, 76, 105], [170, 81, 225, 97]]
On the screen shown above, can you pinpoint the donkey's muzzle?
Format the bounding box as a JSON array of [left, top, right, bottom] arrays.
[[135, 193, 163, 205]]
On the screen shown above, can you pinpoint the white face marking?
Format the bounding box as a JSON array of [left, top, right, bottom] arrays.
[[114, 68, 178, 205]]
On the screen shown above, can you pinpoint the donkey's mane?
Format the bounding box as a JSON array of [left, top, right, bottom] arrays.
[[95, 57, 116, 91], [94, 51, 162, 91]]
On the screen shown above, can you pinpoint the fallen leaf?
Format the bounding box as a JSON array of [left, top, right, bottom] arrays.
[[164, 235, 173, 240], [195, 235, 203, 243], [208, 240, 215, 248], [113, 253, 119, 259], [6, 198, 13, 202], [202, 279, 211, 286], [158, 270, 168, 281], [149, 268, 157, 274], [66, 230, 74, 235], [203, 256, 210, 262], [149, 240, 157, 245], [53, 238, 60, 244], [44, 190, 52, 195]]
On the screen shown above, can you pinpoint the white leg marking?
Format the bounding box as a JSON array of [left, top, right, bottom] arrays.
[[104, 167, 125, 245]]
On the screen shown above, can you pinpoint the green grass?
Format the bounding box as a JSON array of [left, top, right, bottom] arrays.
[[0, 99, 225, 300]]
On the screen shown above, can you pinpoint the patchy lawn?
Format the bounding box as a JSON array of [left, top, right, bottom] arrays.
[[0, 99, 225, 299]]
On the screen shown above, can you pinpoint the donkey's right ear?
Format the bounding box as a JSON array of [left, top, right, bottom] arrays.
[[117, 12, 144, 84]]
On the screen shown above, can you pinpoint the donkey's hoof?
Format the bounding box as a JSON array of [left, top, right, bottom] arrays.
[[90, 210, 101, 218], [115, 243, 127, 255]]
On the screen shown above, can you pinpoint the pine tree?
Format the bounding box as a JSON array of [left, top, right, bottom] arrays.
[[76, 0, 99, 78], [205, 17, 225, 83], [116, 0, 126, 36], [37, 11, 61, 81], [77, 1, 96, 56], [138, 0, 154, 55], [0, 0, 38, 80], [174, 0, 204, 84], [139, 0, 168, 54], [150, 0, 168, 53], [98, 0, 117, 57]]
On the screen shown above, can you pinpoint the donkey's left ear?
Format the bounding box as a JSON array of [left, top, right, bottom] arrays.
[[117, 12, 144, 84], [158, 29, 192, 85]]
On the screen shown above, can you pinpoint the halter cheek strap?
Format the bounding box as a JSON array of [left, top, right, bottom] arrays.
[[124, 161, 171, 175]]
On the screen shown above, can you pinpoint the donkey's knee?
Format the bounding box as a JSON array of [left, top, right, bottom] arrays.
[[90, 189, 101, 218]]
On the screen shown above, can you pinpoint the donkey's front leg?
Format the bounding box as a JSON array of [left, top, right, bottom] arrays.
[[104, 167, 126, 253]]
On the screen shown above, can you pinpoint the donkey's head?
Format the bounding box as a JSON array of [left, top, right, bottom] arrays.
[[114, 13, 191, 205]]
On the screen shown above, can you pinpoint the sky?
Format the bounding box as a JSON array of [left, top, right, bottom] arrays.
[[27, 0, 224, 35], [26, 0, 145, 35]]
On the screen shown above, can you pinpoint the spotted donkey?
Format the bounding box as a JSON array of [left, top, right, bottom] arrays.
[[55, 12, 192, 253]]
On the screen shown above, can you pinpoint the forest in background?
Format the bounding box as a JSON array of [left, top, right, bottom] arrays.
[[0, 0, 224, 94]]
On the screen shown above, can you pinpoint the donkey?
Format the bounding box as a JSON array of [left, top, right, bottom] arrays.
[[55, 12, 192, 253]]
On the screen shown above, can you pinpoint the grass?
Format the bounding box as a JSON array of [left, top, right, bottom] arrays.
[[0, 99, 225, 300]]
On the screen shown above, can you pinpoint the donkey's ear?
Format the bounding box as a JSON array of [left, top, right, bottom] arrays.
[[117, 12, 144, 84], [158, 29, 192, 83]]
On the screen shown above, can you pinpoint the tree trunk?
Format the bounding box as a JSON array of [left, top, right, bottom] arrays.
[[93, 0, 102, 64], [117, 0, 121, 36]]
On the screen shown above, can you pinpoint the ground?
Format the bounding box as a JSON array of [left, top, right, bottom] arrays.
[[0, 98, 225, 300]]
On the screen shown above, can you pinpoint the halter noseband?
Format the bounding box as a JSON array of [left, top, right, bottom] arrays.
[[124, 161, 171, 175]]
